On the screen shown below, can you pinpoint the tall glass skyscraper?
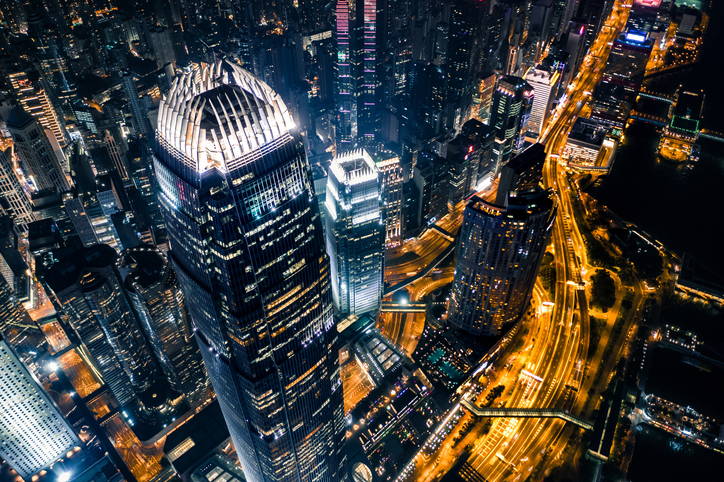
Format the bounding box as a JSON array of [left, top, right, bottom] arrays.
[[44, 244, 157, 405], [490, 76, 534, 174], [0, 336, 80, 481], [117, 245, 210, 410], [448, 189, 555, 336], [324, 149, 385, 316], [356, 0, 379, 150], [335, 0, 354, 147], [154, 60, 347, 482]]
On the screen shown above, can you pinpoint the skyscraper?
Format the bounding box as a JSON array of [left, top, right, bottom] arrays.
[[0, 148, 35, 232], [446, 0, 484, 129], [121, 70, 152, 137], [324, 149, 385, 316], [490, 76, 534, 173], [6, 108, 71, 193], [0, 336, 80, 481], [154, 60, 346, 482], [44, 244, 157, 405], [117, 245, 209, 410], [376, 153, 403, 247], [356, 0, 379, 149], [448, 188, 555, 336], [524, 64, 560, 140], [335, 0, 355, 147]]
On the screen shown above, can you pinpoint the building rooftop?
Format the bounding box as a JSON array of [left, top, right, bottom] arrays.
[[568, 118, 609, 147]]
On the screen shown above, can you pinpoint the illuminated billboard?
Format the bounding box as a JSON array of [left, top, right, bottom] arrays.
[[625, 31, 648, 44], [633, 0, 662, 7]]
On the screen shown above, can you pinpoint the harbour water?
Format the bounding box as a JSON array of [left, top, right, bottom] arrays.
[[589, 0, 724, 275], [627, 424, 720, 482], [587, 2, 724, 477]]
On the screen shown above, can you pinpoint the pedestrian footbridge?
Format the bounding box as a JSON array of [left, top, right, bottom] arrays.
[[461, 398, 594, 430]]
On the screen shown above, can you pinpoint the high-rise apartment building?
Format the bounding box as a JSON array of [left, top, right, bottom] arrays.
[[490, 76, 534, 173], [121, 70, 152, 137], [335, 0, 355, 147], [448, 188, 555, 336], [154, 60, 346, 482], [324, 149, 385, 316], [0, 148, 35, 232], [44, 244, 157, 405], [375, 153, 403, 247], [524, 65, 560, 140], [6, 108, 71, 193], [117, 245, 209, 410], [0, 336, 80, 481]]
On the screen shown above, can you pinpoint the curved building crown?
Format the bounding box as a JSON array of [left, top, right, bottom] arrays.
[[157, 60, 296, 174]]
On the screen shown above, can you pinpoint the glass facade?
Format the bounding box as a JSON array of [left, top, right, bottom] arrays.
[[44, 244, 157, 405], [118, 245, 210, 410], [324, 149, 384, 316], [449, 190, 555, 336], [0, 338, 79, 481], [490, 76, 534, 174], [154, 60, 347, 482]]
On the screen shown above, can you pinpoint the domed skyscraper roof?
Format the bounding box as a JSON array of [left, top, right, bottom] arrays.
[[157, 59, 296, 174]]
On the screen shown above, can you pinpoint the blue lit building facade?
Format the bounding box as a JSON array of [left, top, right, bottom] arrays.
[[154, 60, 347, 482]]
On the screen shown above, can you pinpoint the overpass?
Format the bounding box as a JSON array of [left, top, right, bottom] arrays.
[[383, 241, 455, 297], [699, 129, 724, 143], [461, 398, 594, 430], [380, 301, 427, 313], [629, 111, 668, 127], [638, 89, 676, 104], [431, 225, 455, 242]]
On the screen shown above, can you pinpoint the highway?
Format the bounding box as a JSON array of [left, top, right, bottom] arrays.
[[397, 2, 639, 482]]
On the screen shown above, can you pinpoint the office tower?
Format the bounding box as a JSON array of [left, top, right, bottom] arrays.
[[6, 108, 71, 193], [148, 27, 176, 69], [470, 72, 497, 125], [44, 244, 157, 405], [117, 245, 209, 410], [324, 149, 385, 315], [460, 119, 496, 188], [335, 0, 355, 147], [121, 70, 152, 136], [446, 0, 484, 129], [104, 129, 131, 181], [448, 188, 555, 336], [65, 197, 101, 247], [154, 60, 346, 482], [496, 143, 546, 205], [414, 150, 450, 226], [410, 62, 447, 133], [0, 216, 30, 301], [524, 64, 560, 140], [0, 274, 38, 353], [0, 148, 35, 232], [6, 71, 68, 148], [0, 337, 80, 481], [590, 7, 654, 127], [356, 0, 379, 149], [376, 154, 403, 247], [490, 76, 534, 173], [445, 136, 481, 205]]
